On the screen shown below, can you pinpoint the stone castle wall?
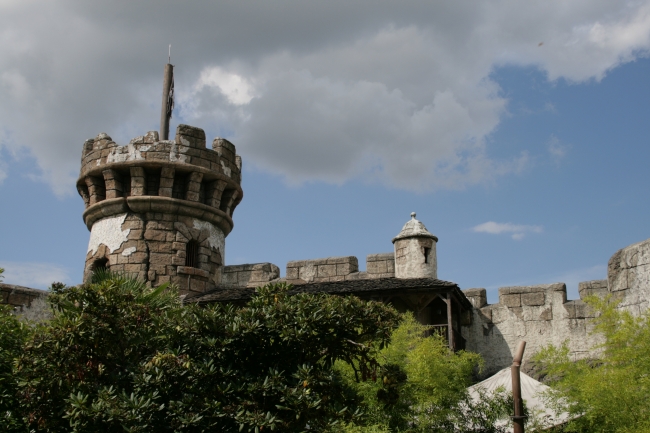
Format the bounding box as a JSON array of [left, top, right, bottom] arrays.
[[607, 237, 650, 315], [462, 282, 603, 376], [0, 283, 51, 322], [463, 237, 650, 376]]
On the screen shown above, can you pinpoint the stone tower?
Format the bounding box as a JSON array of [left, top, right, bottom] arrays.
[[77, 124, 243, 295], [392, 212, 438, 279]]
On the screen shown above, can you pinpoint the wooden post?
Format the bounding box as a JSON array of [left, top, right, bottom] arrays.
[[511, 341, 527, 433], [160, 63, 174, 140], [446, 292, 454, 351]]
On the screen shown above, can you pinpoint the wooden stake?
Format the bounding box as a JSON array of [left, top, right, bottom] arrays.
[[511, 341, 527, 433]]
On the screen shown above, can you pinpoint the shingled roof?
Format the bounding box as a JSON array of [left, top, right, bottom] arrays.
[[189, 276, 472, 310]]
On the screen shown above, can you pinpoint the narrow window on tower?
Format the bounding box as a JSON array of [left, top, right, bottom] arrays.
[[424, 247, 431, 264], [185, 240, 199, 268]]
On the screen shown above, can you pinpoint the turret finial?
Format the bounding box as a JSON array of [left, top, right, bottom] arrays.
[[411, 212, 416, 219]]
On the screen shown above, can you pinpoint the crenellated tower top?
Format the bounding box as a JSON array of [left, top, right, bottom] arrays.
[[77, 124, 243, 295]]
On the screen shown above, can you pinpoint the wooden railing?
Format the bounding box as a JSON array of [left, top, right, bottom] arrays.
[[429, 325, 466, 352]]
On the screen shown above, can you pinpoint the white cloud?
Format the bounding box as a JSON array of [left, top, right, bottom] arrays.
[[0, 1, 648, 193], [193, 67, 257, 106], [0, 261, 70, 289], [472, 221, 543, 240], [548, 134, 568, 164]]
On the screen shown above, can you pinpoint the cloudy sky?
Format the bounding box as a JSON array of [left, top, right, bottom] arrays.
[[1, 0, 649, 302]]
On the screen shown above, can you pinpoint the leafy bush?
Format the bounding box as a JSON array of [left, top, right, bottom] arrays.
[[0, 305, 31, 432], [534, 295, 650, 433], [334, 313, 513, 432], [12, 273, 399, 432]]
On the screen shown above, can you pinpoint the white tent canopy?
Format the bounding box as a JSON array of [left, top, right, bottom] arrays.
[[468, 368, 570, 429]]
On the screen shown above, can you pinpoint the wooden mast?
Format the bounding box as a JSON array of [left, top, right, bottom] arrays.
[[160, 45, 174, 140]]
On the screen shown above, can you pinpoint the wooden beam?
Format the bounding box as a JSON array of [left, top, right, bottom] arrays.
[[447, 292, 454, 351]]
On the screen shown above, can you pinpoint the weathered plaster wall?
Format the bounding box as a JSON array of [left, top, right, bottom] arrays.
[[85, 214, 225, 295]]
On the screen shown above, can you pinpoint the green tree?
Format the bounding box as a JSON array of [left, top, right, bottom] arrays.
[[0, 304, 31, 432], [334, 313, 513, 432], [14, 272, 400, 432], [534, 296, 650, 433]]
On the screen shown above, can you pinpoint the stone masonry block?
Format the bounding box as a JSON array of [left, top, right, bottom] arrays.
[[143, 130, 159, 143], [336, 262, 357, 276], [367, 260, 387, 274], [318, 264, 337, 278], [463, 288, 487, 308], [522, 292, 545, 306], [501, 294, 521, 308], [212, 138, 236, 162], [144, 229, 167, 242], [578, 279, 608, 299], [478, 307, 493, 323], [221, 272, 239, 285], [286, 267, 299, 280], [573, 301, 595, 319], [539, 307, 553, 320]]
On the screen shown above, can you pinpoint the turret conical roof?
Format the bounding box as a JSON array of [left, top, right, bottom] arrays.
[[392, 212, 438, 243]]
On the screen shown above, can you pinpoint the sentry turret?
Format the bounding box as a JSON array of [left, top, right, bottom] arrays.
[[392, 212, 438, 279]]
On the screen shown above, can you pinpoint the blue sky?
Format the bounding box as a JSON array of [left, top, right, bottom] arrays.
[[1, 1, 649, 303]]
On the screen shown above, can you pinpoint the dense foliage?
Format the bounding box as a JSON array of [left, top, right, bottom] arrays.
[[5, 273, 400, 432], [0, 304, 31, 432], [334, 314, 513, 432], [534, 295, 650, 433]]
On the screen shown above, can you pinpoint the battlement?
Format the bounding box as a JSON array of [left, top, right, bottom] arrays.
[[76, 124, 243, 236]]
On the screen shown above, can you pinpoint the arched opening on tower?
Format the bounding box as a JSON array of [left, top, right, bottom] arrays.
[[91, 257, 110, 274], [185, 240, 199, 268], [424, 247, 431, 264]]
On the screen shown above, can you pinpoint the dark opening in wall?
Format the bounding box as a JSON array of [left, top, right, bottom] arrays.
[[424, 247, 431, 264], [88, 175, 106, 203], [92, 258, 109, 273], [172, 172, 189, 199], [202, 180, 216, 206], [121, 170, 132, 197], [185, 240, 199, 268], [144, 168, 161, 196], [198, 181, 206, 204], [220, 188, 235, 212]]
